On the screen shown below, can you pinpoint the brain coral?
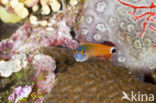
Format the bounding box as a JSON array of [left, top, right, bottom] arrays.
[[77, 0, 156, 72], [42, 47, 156, 103]]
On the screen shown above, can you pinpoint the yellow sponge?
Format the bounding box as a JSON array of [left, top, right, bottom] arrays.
[[0, 6, 21, 23]]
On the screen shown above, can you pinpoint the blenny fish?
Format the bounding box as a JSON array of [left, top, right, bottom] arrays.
[[73, 41, 116, 62]]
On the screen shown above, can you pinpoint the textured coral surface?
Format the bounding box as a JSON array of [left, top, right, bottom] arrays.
[[77, 0, 156, 71], [42, 47, 156, 103], [0, 2, 80, 102]]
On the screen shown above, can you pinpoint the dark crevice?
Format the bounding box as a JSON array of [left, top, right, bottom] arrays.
[[54, 61, 69, 74], [56, 45, 67, 48], [60, 0, 63, 11], [54, 61, 60, 74], [0, 81, 14, 92], [0, 20, 22, 41], [144, 73, 155, 84], [42, 47, 76, 76], [70, 29, 76, 39]]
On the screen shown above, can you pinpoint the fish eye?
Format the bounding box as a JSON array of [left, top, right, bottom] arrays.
[[110, 47, 116, 54]]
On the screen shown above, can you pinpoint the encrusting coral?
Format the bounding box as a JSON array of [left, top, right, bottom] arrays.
[[31, 54, 56, 103], [0, 63, 34, 103], [77, 0, 156, 72], [8, 85, 32, 103], [42, 47, 156, 103], [0, 0, 81, 23], [0, 54, 27, 77], [0, 1, 81, 102], [0, 54, 56, 103]]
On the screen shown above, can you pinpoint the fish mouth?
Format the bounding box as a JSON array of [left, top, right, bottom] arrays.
[[74, 54, 88, 62], [75, 57, 87, 62]]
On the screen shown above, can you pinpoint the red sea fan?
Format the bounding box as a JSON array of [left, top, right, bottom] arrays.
[[117, 0, 156, 45]]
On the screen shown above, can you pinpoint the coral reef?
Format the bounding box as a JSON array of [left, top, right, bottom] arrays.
[[0, 0, 81, 23], [42, 47, 156, 103], [0, 64, 34, 103], [77, 0, 156, 72], [0, 40, 14, 60], [0, 54, 56, 103], [31, 54, 56, 103], [0, 0, 82, 102], [0, 54, 27, 77], [0, 6, 21, 23], [0, 7, 79, 76], [7, 20, 78, 53], [1, 0, 156, 103], [8, 85, 32, 103]]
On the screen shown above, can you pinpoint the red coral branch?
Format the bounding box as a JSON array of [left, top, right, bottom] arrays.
[[139, 22, 147, 38], [150, 26, 156, 31], [117, 0, 151, 9], [117, 0, 156, 46], [147, 15, 155, 22], [117, 0, 156, 9], [128, 11, 156, 21]]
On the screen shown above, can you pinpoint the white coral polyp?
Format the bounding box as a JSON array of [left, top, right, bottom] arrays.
[[96, 23, 107, 32], [0, 54, 28, 77], [96, 1, 107, 13], [86, 16, 93, 24], [94, 34, 101, 41]]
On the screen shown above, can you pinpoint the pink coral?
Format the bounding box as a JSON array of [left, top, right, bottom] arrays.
[[8, 86, 32, 103], [0, 4, 79, 102], [0, 40, 14, 60], [7, 20, 78, 54], [32, 54, 56, 103]]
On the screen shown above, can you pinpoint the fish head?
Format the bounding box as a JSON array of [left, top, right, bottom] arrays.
[[73, 46, 88, 62], [102, 41, 116, 54], [104, 46, 116, 59]]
